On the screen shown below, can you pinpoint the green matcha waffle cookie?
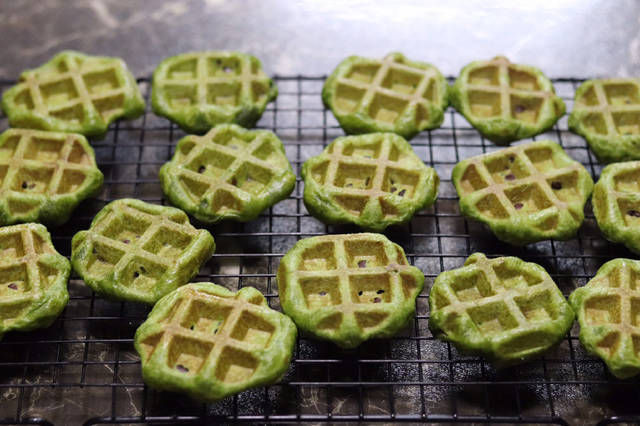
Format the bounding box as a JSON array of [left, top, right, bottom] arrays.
[[322, 52, 449, 139], [71, 199, 215, 304], [450, 56, 565, 144], [592, 161, 640, 254], [1, 51, 144, 137], [569, 78, 640, 163], [135, 283, 296, 402], [151, 51, 277, 133], [0, 128, 103, 226], [277, 233, 424, 349], [0, 223, 70, 340], [301, 133, 439, 231], [570, 258, 640, 378], [452, 140, 593, 245], [430, 253, 574, 365], [159, 124, 295, 224]]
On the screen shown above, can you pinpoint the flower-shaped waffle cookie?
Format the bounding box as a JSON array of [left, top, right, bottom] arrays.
[[151, 51, 277, 133], [570, 258, 640, 378], [134, 283, 296, 402], [277, 233, 424, 349], [301, 133, 439, 231], [450, 56, 565, 144], [159, 124, 295, 224], [430, 253, 574, 365], [592, 161, 640, 254], [322, 52, 449, 140], [452, 140, 593, 245], [0, 223, 70, 340], [569, 78, 640, 163], [1, 51, 144, 137], [71, 199, 215, 304], [0, 128, 104, 226]]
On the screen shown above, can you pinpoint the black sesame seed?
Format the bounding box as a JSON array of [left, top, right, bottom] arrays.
[[505, 174, 515, 181], [390, 187, 397, 193], [190, 325, 194, 330], [377, 289, 385, 294], [346, 183, 353, 187], [8, 283, 17, 290], [551, 181, 562, 190], [176, 364, 189, 373], [509, 156, 515, 163], [358, 260, 367, 268], [198, 165, 206, 173], [358, 291, 363, 296], [365, 177, 370, 186], [140, 266, 147, 273], [319, 291, 327, 296], [21, 182, 28, 189], [373, 297, 381, 303], [398, 189, 406, 196], [123, 239, 130, 244], [133, 271, 140, 278], [514, 202, 524, 210], [628, 210, 640, 217]]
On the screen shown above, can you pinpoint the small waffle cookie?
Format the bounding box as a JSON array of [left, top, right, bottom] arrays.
[[452, 140, 593, 245], [159, 124, 295, 224], [301, 133, 439, 231], [135, 283, 296, 402], [151, 51, 277, 133], [277, 233, 424, 349], [569, 78, 640, 163], [570, 258, 640, 378], [0, 128, 103, 226], [430, 253, 574, 365], [1, 51, 144, 137], [71, 199, 215, 304], [450, 56, 565, 144], [592, 161, 640, 254], [0, 223, 70, 340], [322, 52, 449, 139]]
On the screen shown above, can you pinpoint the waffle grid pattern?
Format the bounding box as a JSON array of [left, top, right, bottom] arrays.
[[454, 140, 592, 244], [152, 52, 275, 132], [430, 253, 573, 362], [572, 79, 640, 138], [304, 133, 437, 229], [0, 129, 101, 222], [72, 200, 209, 302], [0, 75, 637, 425], [571, 260, 640, 378], [278, 234, 423, 348], [161, 125, 294, 222], [326, 53, 446, 136], [0, 225, 62, 328], [136, 284, 293, 401], [2, 52, 143, 135]]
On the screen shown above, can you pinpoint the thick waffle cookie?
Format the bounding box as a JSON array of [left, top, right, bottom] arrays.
[[569, 78, 640, 163], [0, 223, 70, 340], [301, 133, 439, 231], [151, 51, 277, 133], [452, 140, 593, 245], [450, 56, 565, 144], [277, 233, 424, 349], [71, 199, 215, 304], [592, 161, 640, 254], [322, 52, 449, 140], [570, 259, 640, 378], [0, 128, 103, 226], [430, 253, 574, 365], [1, 51, 144, 137], [134, 283, 296, 402], [159, 124, 295, 224]]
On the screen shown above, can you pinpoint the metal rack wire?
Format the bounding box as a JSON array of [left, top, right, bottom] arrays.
[[0, 75, 639, 425]]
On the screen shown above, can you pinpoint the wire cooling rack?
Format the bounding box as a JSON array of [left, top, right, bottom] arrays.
[[1, 76, 640, 425]]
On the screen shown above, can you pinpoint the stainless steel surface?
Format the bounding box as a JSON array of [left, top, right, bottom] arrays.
[[0, 0, 639, 79], [1, 2, 640, 425]]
